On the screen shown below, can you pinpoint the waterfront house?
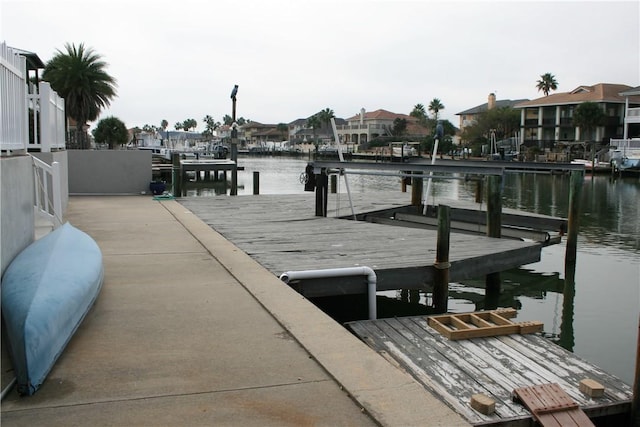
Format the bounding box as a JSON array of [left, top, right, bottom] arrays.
[[456, 93, 529, 132], [287, 117, 347, 145], [619, 85, 640, 139], [239, 121, 278, 144], [335, 108, 430, 147], [514, 83, 640, 150]]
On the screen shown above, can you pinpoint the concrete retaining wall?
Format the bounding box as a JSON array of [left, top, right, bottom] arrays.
[[68, 150, 152, 195], [1, 155, 36, 274]]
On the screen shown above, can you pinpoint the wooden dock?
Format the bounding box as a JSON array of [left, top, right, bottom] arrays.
[[346, 314, 632, 426], [179, 193, 545, 298], [152, 159, 242, 182]]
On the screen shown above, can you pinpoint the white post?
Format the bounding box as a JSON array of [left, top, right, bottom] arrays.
[[422, 138, 440, 215], [52, 161, 63, 227], [624, 97, 629, 140], [40, 82, 52, 152]]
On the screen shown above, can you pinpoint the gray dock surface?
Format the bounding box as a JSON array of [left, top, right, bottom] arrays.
[[348, 315, 632, 426], [179, 192, 544, 297], [1, 196, 467, 426]]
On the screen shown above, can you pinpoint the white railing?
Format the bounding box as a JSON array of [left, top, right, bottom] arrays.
[[625, 107, 640, 121], [1, 42, 29, 153], [32, 155, 63, 229], [27, 81, 66, 152], [1, 42, 66, 154]]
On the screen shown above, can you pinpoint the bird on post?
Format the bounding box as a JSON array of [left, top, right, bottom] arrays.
[[230, 85, 238, 100]]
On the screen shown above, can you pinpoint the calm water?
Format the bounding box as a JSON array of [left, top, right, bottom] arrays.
[[185, 157, 640, 385]]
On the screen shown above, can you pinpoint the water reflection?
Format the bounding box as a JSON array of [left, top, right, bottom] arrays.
[[558, 261, 576, 352]]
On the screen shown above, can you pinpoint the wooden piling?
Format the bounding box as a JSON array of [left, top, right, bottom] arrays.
[[315, 171, 328, 217], [560, 261, 576, 352], [331, 174, 337, 193], [486, 175, 502, 293], [633, 314, 640, 427], [171, 153, 182, 197], [411, 172, 423, 206], [565, 170, 583, 266], [253, 171, 260, 195], [475, 179, 483, 203], [433, 204, 451, 313], [230, 141, 238, 196]]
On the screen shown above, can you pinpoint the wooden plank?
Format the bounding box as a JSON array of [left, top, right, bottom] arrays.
[[513, 383, 595, 427], [426, 310, 543, 340]]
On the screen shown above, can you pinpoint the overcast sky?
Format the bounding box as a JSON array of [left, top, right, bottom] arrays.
[[2, 0, 639, 131]]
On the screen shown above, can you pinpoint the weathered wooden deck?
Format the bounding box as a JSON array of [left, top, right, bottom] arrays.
[[179, 192, 544, 297], [347, 315, 632, 426]]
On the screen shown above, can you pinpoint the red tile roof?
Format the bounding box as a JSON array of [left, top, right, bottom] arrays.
[[515, 83, 640, 108], [346, 109, 412, 121]]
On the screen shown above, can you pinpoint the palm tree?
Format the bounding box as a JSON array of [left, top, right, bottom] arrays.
[[410, 104, 428, 127], [317, 108, 335, 130], [43, 43, 117, 148], [306, 114, 322, 145], [536, 73, 558, 96], [276, 123, 289, 142], [428, 98, 445, 120], [202, 115, 220, 139], [573, 102, 605, 142]]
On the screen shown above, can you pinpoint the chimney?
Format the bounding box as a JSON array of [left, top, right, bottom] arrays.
[[360, 108, 365, 126], [488, 93, 496, 110]]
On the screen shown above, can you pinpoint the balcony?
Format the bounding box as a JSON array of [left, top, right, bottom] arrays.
[[625, 107, 640, 123]]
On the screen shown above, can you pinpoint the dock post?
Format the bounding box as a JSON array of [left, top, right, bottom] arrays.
[[230, 143, 238, 196], [633, 314, 640, 427], [331, 174, 337, 193], [315, 170, 328, 217], [253, 171, 260, 195], [486, 175, 502, 296], [411, 172, 423, 206], [475, 179, 483, 203], [433, 204, 451, 313], [565, 170, 584, 266], [559, 260, 576, 352], [401, 171, 407, 193], [172, 153, 182, 197]]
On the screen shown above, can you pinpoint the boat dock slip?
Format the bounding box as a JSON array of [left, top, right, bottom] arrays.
[[346, 314, 632, 426], [179, 193, 545, 297]]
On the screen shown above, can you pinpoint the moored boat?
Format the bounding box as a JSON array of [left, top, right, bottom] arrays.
[[1, 223, 103, 395], [609, 138, 640, 171]]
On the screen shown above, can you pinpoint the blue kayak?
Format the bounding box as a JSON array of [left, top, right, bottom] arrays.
[[1, 223, 103, 396]]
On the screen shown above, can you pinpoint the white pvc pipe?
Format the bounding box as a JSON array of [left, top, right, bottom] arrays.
[[280, 266, 377, 320], [423, 138, 439, 215]]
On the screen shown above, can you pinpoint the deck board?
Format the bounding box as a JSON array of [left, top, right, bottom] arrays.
[[347, 316, 632, 426], [179, 193, 543, 296]]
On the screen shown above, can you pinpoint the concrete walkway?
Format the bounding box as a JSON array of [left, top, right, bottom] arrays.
[[1, 196, 467, 427]]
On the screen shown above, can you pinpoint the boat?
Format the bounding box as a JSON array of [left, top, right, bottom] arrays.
[[570, 158, 612, 173], [609, 138, 640, 171], [1, 223, 103, 396], [390, 142, 418, 159]]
